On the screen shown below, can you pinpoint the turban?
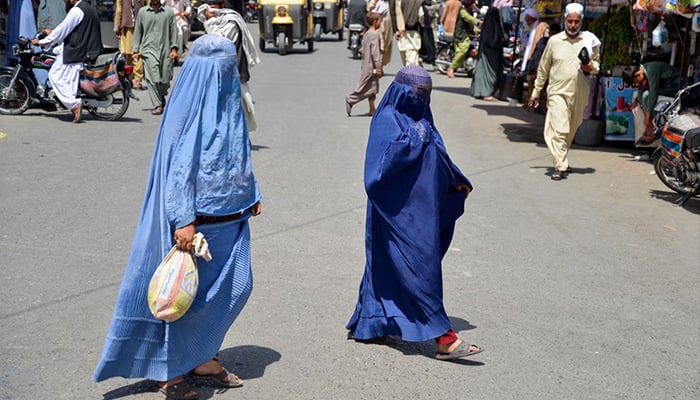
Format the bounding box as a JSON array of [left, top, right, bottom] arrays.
[[564, 2, 584, 17], [521, 8, 540, 21]]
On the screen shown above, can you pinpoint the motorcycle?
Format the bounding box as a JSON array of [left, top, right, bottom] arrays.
[[0, 34, 135, 120], [651, 80, 700, 206], [348, 23, 363, 59], [244, 0, 258, 22], [434, 33, 478, 77]]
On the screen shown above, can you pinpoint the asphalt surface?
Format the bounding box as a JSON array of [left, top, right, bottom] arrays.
[[1, 26, 699, 400]]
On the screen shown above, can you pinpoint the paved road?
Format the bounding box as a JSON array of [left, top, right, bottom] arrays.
[[1, 27, 699, 400]]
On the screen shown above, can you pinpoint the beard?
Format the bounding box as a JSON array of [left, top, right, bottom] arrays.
[[566, 25, 581, 37]]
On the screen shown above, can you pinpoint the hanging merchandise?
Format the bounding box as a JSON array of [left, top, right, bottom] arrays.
[[634, 0, 668, 13], [652, 20, 669, 46], [635, 10, 649, 31], [667, 0, 698, 13], [693, 13, 700, 31]]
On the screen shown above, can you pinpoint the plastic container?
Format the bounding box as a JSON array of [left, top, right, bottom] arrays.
[[574, 119, 605, 146]]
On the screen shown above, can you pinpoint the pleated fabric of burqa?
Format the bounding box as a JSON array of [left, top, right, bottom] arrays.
[[93, 35, 261, 382]]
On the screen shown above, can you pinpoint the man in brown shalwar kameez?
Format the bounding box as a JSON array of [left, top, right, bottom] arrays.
[[346, 13, 383, 117], [114, 0, 149, 89]]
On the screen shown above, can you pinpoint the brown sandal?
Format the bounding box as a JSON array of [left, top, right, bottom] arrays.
[[159, 379, 198, 400], [190, 368, 243, 388], [189, 354, 243, 388]]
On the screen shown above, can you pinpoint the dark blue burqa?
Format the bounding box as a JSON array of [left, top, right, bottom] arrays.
[[346, 66, 472, 341]]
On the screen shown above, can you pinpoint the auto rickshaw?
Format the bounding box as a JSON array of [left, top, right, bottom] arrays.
[[311, 0, 344, 41], [258, 0, 314, 55]]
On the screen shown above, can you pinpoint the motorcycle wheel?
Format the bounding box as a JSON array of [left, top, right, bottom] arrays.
[[87, 90, 130, 121], [314, 23, 321, 41], [338, 29, 343, 41], [307, 38, 314, 53], [0, 72, 31, 115], [278, 32, 287, 55], [654, 153, 693, 195], [435, 48, 450, 75], [352, 47, 360, 60], [259, 37, 266, 51]]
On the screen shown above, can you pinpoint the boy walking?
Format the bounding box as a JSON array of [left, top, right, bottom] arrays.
[[346, 12, 383, 117]]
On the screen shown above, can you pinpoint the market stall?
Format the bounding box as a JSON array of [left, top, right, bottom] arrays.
[[585, 0, 700, 144]]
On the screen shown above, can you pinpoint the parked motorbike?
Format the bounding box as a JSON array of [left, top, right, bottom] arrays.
[[0, 34, 135, 120], [244, 0, 258, 22], [651, 80, 700, 205], [348, 24, 363, 59], [434, 34, 478, 77]]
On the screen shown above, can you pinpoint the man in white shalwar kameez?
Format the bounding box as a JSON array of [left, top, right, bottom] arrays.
[[32, 0, 102, 123], [529, 3, 600, 181], [395, 0, 422, 66]]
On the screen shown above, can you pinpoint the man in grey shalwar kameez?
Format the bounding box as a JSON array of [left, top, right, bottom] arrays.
[[132, 0, 179, 115]]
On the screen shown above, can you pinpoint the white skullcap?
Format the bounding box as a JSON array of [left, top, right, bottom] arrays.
[[564, 2, 584, 17]]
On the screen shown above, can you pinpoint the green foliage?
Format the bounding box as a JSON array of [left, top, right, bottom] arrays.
[[589, 7, 635, 69]]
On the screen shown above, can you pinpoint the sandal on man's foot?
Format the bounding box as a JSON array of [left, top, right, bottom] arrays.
[[159, 380, 198, 400], [551, 170, 568, 180], [435, 341, 484, 360], [190, 368, 243, 388]]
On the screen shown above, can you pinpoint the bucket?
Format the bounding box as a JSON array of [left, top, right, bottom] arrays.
[[497, 73, 524, 102], [574, 119, 605, 146]]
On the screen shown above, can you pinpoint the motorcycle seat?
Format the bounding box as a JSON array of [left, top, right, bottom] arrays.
[[686, 127, 700, 148], [349, 24, 365, 31], [438, 34, 454, 43], [666, 113, 700, 148]]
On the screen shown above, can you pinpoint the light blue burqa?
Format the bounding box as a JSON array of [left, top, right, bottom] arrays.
[[6, 0, 36, 63], [93, 35, 261, 382]]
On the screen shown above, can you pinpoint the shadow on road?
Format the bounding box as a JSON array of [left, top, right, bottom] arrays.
[[100, 345, 281, 399], [251, 144, 270, 152], [218, 345, 281, 380], [102, 379, 159, 399], [432, 85, 471, 96], [649, 190, 700, 214]]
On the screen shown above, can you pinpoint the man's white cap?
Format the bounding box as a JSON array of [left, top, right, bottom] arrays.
[[564, 2, 584, 17]]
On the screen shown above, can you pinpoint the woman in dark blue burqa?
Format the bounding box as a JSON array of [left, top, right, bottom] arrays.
[[346, 65, 483, 360]]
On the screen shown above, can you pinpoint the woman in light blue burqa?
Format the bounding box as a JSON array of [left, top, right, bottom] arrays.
[[94, 34, 261, 400], [346, 66, 483, 361]]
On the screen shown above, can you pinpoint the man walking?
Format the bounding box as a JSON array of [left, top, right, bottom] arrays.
[[529, 2, 600, 181], [446, 0, 478, 78], [393, 0, 422, 66], [32, 0, 103, 123], [132, 0, 179, 115], [114, 0, 148, 90], [197, 0, 261, 130]]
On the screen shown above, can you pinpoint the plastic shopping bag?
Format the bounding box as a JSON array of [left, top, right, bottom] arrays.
[[148, 233, 212, 322]]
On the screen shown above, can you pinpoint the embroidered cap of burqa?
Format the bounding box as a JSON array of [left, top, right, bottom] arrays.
[[347, 66, 472, 341], [94, 34, 261, 382]]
